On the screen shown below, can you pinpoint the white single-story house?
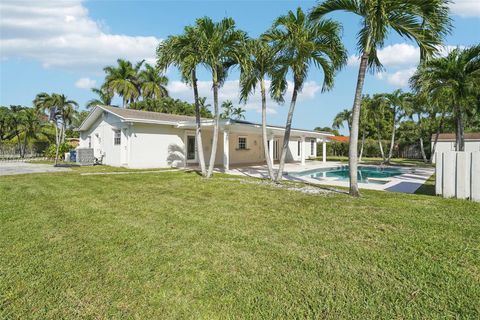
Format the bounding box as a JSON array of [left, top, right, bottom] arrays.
[[432, 133, 480, 163], [77, 106, 333, 169]]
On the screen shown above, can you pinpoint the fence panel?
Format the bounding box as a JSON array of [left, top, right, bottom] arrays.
[[436, 151, 480, 202]]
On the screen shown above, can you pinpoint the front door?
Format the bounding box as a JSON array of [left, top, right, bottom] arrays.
[[273, 139, 279, 161], [186, 135, 196, 162]]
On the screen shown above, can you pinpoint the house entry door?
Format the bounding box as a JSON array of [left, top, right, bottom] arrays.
[[186, 135, 196, 162]]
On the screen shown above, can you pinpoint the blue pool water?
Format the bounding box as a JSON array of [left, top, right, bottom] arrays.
[[291, 166, 403, 184]]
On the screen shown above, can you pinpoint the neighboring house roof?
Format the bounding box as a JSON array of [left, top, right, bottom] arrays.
[[77, 105, 333, 138], [328, 135, 349, 142], [432, 133, 480, 141]]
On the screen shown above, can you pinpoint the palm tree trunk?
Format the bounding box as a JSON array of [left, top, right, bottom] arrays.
[[358, 130, 365, 162], [54, 122, 60, 166], [348, 52, 369, 197], [192, 69, 206, 176], [261, 78, 275, 181], [275, 82, 299, 182], [454, 105, 465, 151], [386, 118, 396, 163], [430, 111, 445, 163], [206, 71, 220, 178], [377, 135, 385, 161], [419, 137, 428, 163]]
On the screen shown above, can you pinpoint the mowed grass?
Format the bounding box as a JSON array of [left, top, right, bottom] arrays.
[[0, 168, 479, 319]]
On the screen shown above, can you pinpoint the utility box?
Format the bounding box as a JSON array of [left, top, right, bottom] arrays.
[[76, 148, 94, 166]]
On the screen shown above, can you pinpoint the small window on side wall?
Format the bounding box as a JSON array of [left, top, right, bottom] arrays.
[[114, 130, 121, 145], [238, 137, 247, 150]]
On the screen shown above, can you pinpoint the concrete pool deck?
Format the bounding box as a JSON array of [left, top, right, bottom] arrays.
[[220, 161, 434, 194]]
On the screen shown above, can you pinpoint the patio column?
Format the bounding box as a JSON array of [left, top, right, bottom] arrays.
[[301, 136, 306, 166], [223, 129, 229, 170], [268, 134, 274, 162], [322, 138, 327, 163]]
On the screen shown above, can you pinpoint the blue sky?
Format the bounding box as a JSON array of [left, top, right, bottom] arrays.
[[1, 1, 479, 134]]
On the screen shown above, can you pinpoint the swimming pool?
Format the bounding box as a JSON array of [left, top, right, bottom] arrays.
[[291, 165, 404, 184]]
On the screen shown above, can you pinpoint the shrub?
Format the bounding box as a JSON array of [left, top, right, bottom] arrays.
[[45, 143, 74, 159]]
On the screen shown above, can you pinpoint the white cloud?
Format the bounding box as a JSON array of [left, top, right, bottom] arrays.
[[75, 77, 96, 89], [348, 43, 420, 67], [167, 80, 321, 114], [375, 67, 416, 87], [450, 0, 480, 17], [0, 0, 160, 71]]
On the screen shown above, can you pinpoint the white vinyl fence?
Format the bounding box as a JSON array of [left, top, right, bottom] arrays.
[[435, 151, 480, 202]]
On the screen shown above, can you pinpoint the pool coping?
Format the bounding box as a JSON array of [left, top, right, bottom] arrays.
[[284, 164, 434, 193]]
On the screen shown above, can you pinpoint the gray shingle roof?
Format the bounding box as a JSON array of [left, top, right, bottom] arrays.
[[101, 105, 199, 123], [432, 133, 480, 141]]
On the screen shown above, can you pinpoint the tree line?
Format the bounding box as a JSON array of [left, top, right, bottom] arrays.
[[331, 45, 480, 165]]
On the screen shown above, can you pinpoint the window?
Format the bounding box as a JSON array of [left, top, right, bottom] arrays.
[[238, 137, 247, 150], [310, 139, 315, 156], [87, 136, 91, 148], [114, 130, 121, 145], [297, 140, 301, 156], [187, 135, 196, 160]]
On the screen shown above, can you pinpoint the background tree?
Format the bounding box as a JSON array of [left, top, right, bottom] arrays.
[[139, 63, 169, 100], [265, 7, 346, 182], [310, 0, 451, 196], [384, 90, 412, 163], [410, 45, 480, 151], [104, 59, 141, 108], [86, 87, 113, 109], [332, 109, 352, 134]]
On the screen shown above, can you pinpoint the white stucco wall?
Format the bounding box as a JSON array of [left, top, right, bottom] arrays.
[[79, 112, 125, 166], [128, 123, 185, 169]]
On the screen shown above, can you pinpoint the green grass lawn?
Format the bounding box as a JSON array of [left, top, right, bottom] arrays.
[[1, 168, 479, 319]]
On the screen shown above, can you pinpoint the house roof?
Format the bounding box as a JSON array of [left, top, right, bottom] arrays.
[[77, 105, 333, 138], [432, 133, 480, 141], [328, 135, 349, 142], [100, 105, 198, 123]]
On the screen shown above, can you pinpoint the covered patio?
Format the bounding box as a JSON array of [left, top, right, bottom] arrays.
[[177, 118, 333, 170]]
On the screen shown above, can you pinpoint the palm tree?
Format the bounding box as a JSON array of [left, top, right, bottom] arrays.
[[265, 7, 346, 182], [86, 87, 113, 108], [232, 107, 246, 120], [220, 100, 235, 119], [239, 38, 286, 180], [195, 17, 247, 178], [104, 59, 141, 108], [369, 94, 389, 162], [310, 0, 451, 196], [384, 90, 413, 163], [157, 24, 208, 176], [332, 109, 352, 134], [139, 63, 169, 100], [21, 108, 45, 158], [410, 45, 480, 151], [33, 93, 78, 165]]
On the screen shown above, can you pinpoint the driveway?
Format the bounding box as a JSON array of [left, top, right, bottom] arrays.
[[0, 162, 71, 176]]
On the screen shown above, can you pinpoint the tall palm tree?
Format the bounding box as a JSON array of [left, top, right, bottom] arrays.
[[21, 108, 46, 158], [410, 45, 480, 151], [139, 63, 169, 100], [195, 17, 247, 178], [332, 109, 352, 134], [239, 38, 286, 180], [86, 87, 113, 109], [157, 25, 208, 176], [369, 94, 389, 162], [104, 59, 141, 108], [265, 8, 346, 181], [310, 0, 451, 196], [232, 107, 246, 120]]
